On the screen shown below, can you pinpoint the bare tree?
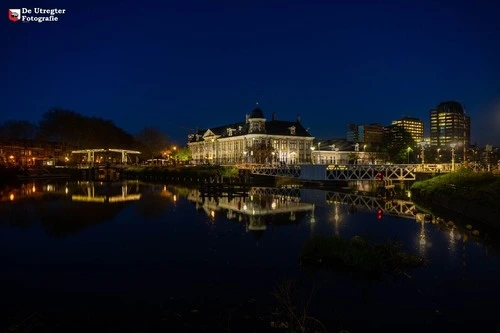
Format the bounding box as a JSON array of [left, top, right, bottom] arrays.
[[135, 127, 169, 161]]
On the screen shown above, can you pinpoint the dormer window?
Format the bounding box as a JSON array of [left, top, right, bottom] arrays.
[[289, 126, 296, 135], [227, 128, 235, 136], [238, 126, 242, 131]]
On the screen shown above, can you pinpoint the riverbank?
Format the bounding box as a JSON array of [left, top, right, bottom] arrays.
[[123, 165, 279, 187], [410, 169, 500, 228]]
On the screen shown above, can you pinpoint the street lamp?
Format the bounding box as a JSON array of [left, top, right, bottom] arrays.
[[450, 143, 457, 171], [419, 142, 426, 164], [310, 146, 316, 164], [317, 142, 321, 164], [406, 147, 412, 164], [437, 148, 441, 162]]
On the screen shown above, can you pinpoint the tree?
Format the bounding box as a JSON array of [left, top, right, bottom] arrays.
[[251, 142, 275, 164], [381, 126, 416, 163], [0, 120, 38, 142], [174, 147, 191, 163], [135, 127, 169, 161], [38, 107, 136, 149]]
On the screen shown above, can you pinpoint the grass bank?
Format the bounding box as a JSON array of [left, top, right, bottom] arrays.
[[410, 169, 500, 226], [411, 169, 500, 207]]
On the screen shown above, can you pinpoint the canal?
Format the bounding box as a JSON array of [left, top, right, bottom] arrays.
[[0, 180, 499, 332]]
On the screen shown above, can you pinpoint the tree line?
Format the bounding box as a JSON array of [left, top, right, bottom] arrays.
[[0, 107, 190, 162]]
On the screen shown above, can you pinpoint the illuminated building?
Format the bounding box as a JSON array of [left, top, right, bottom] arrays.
[[187, 104, 314, 165], [430, 101, 470, 148], [391, 116, 424, 143]]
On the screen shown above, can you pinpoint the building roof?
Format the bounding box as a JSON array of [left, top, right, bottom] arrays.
[[188, 119, 313, 143], [249, 107, 265, 119]]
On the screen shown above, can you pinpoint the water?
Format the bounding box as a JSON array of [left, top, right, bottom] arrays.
[[0, 180, 499, 332]]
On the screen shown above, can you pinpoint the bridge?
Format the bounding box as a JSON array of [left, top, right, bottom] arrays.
[[249, 164, 442, 181], [71, 148, 141, 167], [248, 162, 497, 181]]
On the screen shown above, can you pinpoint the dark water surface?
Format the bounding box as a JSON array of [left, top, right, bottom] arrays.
[[0, 181, 499, 333]]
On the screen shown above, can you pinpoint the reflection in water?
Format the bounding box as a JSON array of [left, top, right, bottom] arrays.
[[188, 187, 315, 238], [449, 227, 457, 254], [71, 181, 141, 203], [0, 181, 144, 237], [418, 220, 427, 255], [329, 201, 341, 235], [0, 181, 497, 255], [0, 181, 499, 332]]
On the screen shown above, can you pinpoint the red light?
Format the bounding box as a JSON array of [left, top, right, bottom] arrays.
[[377, 208, 383, 220]]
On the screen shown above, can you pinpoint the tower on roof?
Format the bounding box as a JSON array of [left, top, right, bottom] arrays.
[[248, 103, 266, 133]]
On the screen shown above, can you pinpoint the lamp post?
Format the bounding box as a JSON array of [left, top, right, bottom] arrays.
[[310, 146, 316, 165], [407, 147, 412, 164], [317, 142, 321, 165], [450, 143, 456, 171], [437, 148, 441, 162], [419, 142, 426, 164]]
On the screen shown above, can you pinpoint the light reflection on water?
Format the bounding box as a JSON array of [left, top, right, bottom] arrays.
[[0, 181, 499, 331]]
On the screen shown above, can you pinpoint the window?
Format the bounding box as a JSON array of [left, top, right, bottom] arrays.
[[289, 126, 296, 135]]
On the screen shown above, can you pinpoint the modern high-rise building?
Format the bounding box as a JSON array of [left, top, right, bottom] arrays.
[[429, 101, 470, 148], [346, 123, 383, 144], [391, 116, 424, 143]]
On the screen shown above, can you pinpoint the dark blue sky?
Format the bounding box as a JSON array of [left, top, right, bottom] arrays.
[[3, 0, 500, 145]]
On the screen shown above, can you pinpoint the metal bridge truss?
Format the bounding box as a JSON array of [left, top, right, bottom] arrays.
[[325, 191, 416, 218], [325, 164, 416, 181], [250, 164, 416, 181], [250, 165, 301, 177]]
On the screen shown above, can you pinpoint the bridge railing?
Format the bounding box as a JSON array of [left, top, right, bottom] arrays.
[[414, 163, 453, 173]]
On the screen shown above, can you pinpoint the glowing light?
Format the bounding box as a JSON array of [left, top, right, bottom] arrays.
[[243, 204, 248, 210], [32, 185, 36, 193], [210, 210, 215, 218], [9, 193, 14, 201], [65, 187, 69, 194], [9, 155, 14, 159], [271, 201, 276, 209], [173, 195, 177, 202]]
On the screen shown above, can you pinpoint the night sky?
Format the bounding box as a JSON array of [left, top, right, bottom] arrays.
[[3, 0, 500, 145]]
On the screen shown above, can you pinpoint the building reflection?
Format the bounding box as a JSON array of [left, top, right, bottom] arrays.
[[187, 186, 315, 237], [0, 181, 143, 237]]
